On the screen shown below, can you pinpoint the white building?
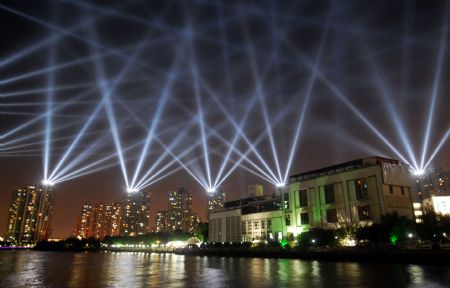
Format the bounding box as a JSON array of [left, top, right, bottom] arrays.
[[208, 194, 283, 242], [208, 157, 415, 242], [286, 157, 414, 238]]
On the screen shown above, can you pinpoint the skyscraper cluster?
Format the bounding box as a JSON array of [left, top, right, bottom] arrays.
[[3, 183, 223, 243], [4, 185, 54, 244], [75, 191, 150, 239], [155, 186, 205, 233]]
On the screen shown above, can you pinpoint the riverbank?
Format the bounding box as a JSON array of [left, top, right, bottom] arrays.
[[175, 248, 450, 266]]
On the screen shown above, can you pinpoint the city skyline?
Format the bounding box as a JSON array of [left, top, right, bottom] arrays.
[[2, 1, 450, 239]]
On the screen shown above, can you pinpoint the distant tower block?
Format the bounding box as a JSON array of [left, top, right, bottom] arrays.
[[207, 186, 226, 217], [167, 186, 192, 232], [5, 184, 54, 244], [248, 184, 264, 197]]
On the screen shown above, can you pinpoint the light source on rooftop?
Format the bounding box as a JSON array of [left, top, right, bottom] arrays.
[[207, 188, 216, 193], [42, 179, 54, 186], [276, 183, 286, 188], [127, 188, 139, 193], [412, 169, 425, 176]]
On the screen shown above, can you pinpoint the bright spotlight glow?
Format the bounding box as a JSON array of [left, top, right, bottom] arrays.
[[42, 179, 55, 186], [207, 188, 216, 193], [412, 169, 425, 176], [276, 183, 286, 188], [127, 188, 139, 193]]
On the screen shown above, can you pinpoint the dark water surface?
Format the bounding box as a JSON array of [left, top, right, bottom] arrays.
[[1, 250, 450, 287]]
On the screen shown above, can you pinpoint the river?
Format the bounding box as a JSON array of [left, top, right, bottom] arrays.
[[0, 250, 449, 287]]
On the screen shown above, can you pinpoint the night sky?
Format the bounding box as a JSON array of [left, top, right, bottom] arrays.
[[1, 0, 449, 238]]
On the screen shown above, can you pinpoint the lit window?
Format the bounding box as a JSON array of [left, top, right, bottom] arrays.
[[355, 179, 369, 200]]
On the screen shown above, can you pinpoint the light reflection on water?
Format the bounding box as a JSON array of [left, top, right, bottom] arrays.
[[0, 251, 449, 287]]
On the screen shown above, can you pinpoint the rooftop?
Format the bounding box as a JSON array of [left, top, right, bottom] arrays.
[[289, 156, 400, 183]]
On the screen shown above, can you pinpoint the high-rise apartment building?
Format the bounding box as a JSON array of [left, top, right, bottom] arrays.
[[168, 186, 192, 232], [75, 202, 95, 238], [75, 202, 122, 239], [155, 210, 168, 233], [93, 202, 122, 239], [413, 167, 450, 201], [120, 191, 151, 236], [207, 186, 225, 217], [188, 213, 201, 233], [4, 184, 54, 244]]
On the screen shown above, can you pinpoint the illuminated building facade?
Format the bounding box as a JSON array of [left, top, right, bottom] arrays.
[[413, 168, 450, 216], [120, 191, 151, 236], [422, 196, 450, 215], [287, 157, 414, 237], [413, 202, 423, 223], [167, 186, 193, 232], [93, 202, 121, 239], [209, 194, 283, 242], [207, 186, 225, 217], [209, 157, 415, 242], [75, 202, 94, 238], [188, 213, 201, 233], [413, 168, 450, 201], [4, 185, 54, 244], [75, 202, 122, 239], [155, 210, 168, 233]]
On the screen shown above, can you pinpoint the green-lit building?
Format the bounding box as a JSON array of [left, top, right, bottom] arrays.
[[208, 157, 415, 242], [286, 156, 414, 238]]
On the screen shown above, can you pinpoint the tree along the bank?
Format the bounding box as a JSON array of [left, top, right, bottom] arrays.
[[103, 231, 192, 246], [416, 211, 450, 241]]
